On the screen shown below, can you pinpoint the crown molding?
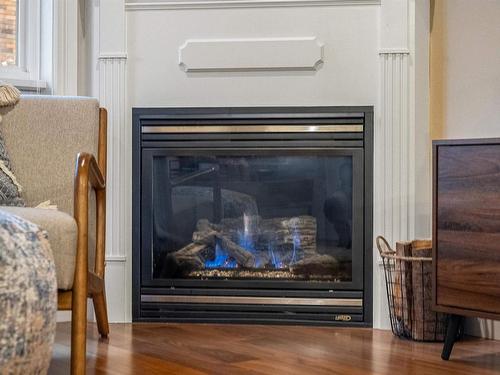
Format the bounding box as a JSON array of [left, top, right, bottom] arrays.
[[126, 0, 380, 11]]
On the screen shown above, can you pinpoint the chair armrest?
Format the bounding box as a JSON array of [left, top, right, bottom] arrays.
[[74, 152, 106, 291], [75, 153, 105, 192]]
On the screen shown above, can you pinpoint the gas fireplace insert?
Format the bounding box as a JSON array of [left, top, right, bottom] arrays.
[[133, 106, 373, 326]]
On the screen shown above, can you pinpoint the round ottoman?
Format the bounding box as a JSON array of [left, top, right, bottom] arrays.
[[0, 210, 57, 374]]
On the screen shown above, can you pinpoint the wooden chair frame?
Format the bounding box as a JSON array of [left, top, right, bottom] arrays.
[[57, 108, 109, 375]]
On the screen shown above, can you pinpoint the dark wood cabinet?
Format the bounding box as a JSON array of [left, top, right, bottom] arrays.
[[433, 138, 500, 359]]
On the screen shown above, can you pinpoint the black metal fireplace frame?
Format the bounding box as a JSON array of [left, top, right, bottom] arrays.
[[132, 106, 373, 326]]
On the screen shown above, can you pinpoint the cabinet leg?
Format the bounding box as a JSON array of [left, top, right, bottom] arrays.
[[441, 315, 462, 360]]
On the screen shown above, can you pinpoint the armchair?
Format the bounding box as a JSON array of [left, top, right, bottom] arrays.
[[0, 96, 109, 375]]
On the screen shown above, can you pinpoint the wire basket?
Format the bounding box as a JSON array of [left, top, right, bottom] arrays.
[[376, 236, 447, 342]]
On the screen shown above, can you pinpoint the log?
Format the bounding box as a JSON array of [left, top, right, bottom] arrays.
[[290, 254, 338, 276], [196, 219, 220, 232], [219, 215, 317, 257], [261, 216, 317, 256], [187, 215, 317, 269], [392, 240, 447, 341], [173, 221, 256, 268], [394, 241, 413, 335], [175, 255, 204, 270], [410, 240, 446, 341], [192, 229, 217, 245], [215, 233, 256, 268], [176, 241, 212, 258], [164, 241, 214, 277], [173, 242, 213, 269]]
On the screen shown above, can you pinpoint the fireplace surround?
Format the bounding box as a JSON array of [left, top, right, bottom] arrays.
[[132, 106, 373, 325]]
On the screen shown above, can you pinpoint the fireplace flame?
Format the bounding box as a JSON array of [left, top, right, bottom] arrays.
[[243, 213, 250, 236], [268, 245, 284, 269], [204, 243, 238, 269]]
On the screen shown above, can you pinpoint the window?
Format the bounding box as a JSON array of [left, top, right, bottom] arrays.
[[0, 0, 16, 66], [0, 0, 45, 90]]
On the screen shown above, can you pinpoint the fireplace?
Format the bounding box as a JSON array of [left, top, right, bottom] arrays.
[[133, 107, 373, 325]]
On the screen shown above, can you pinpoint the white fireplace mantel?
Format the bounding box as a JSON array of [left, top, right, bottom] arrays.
[[95, 0, 431, 329]]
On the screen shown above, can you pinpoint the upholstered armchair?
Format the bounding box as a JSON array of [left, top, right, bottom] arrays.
[[0, 96, 109, 375]]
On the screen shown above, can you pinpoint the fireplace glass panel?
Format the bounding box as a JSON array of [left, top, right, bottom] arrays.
[[151, 154, 355, 282]]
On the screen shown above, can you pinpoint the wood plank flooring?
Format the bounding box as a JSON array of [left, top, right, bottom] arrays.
[[49, 323, 500, 374]]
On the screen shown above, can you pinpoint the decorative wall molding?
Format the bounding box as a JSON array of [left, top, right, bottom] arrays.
[[126, 0, 380, 11], [179, 37, 324, 73], [98, 55, 132, 322], [372, 49, 413, 331], [376, 52, 412, 248], [97, 0, 131, 323], [98, 56, 129, 263]]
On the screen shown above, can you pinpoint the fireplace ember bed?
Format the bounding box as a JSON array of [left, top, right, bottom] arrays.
[[133, 107, 373, 326]]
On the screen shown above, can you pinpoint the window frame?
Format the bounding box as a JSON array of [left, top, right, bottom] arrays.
[[0, 0, 46, 90]]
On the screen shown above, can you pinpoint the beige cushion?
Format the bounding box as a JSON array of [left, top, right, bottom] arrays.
[[0, 95, 100, 283], [0, 95, 99, 213], [1, 206, 77, 290]]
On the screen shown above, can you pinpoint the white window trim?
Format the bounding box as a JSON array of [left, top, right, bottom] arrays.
[[0, 0, 46, 91]]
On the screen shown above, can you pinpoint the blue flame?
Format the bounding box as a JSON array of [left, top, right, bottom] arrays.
[[268, 245, 284, 269], [290, 229, 300, 264], [204, 243, 238, 269]]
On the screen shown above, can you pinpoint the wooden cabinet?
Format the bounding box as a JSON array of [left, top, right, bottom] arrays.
[[433, 138, 500, 359]]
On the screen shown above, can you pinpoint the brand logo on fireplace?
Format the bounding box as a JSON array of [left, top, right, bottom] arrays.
[[334, 315, 352, 322]]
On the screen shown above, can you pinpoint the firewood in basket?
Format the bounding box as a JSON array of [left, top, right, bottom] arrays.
[[395, 241, 413, 334]]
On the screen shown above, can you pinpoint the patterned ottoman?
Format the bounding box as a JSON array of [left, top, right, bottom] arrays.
[[0, 210, 57, 374]]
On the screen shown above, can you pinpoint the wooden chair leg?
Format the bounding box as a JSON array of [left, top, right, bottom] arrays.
[[93, 287, 110, 338], [71, 289, 88, 375]]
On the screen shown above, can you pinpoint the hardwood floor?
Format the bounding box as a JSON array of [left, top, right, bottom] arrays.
[[49, 323, 500, 375]]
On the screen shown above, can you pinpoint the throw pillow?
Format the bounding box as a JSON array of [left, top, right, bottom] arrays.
[[0, 82, 24, 206], [0, 136, 24, 206]]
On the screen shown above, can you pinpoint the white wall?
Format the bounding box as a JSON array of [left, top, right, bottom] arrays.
[[413, 0, 431, 239], [431, 0, 500, 340], [77, 0, 99, 98], [436, 1, 500, 140]]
